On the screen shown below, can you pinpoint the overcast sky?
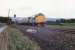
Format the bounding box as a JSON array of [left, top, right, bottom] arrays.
[[0, 0, 75, 18]]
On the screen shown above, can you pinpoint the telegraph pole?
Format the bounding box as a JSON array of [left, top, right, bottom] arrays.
[[8, 9, 10, 18], [8, 9, 10, 24], [7, 9, 10, 50]]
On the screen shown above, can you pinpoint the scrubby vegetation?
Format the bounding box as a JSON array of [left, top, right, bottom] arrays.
[[6, 27, 40, 50]]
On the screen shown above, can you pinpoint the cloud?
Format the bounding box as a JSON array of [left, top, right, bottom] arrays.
[[0, 0, 75, 18]]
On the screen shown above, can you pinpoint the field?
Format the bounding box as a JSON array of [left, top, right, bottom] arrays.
[[45, 23, 75, 50], [0, 23, 75, 50], [12, 24, 75, 50], [48, 23, 75, 29]]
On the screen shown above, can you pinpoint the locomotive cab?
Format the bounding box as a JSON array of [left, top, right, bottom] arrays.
[[35, 13, 46, 26]]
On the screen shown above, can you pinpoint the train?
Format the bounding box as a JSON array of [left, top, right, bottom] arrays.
[[11, 13, 46, 26]]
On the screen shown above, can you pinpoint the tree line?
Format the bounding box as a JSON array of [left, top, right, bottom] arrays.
[[56, 19, 75, 23], [0, 16, 75, 24], [0, 17, 10, 23]]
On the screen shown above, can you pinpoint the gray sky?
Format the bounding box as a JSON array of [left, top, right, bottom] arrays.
[[0, 0, 75, 18]]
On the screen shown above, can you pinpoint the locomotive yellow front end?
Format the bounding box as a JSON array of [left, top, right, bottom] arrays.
[[35, 13, 46, 26]]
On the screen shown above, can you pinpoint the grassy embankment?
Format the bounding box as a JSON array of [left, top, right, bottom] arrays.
[[6, 26, 40, 50]]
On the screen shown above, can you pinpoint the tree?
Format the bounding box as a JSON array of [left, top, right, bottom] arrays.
[[0, 17, 9, 23]]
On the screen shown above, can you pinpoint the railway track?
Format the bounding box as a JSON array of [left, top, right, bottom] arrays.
[[0, 23, 7, 33], [0, 26, 7, 33], [0, 24, 7, 50], [13, 25, 75, 50]]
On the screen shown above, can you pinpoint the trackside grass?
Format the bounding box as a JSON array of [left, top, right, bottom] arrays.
[[6, 27, 40, 50]]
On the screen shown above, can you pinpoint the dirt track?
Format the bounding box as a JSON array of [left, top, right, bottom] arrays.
[[14, 25, 75, 50]]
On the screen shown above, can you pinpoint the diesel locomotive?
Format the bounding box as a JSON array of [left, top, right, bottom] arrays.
[[11, 13, 46, 26]]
